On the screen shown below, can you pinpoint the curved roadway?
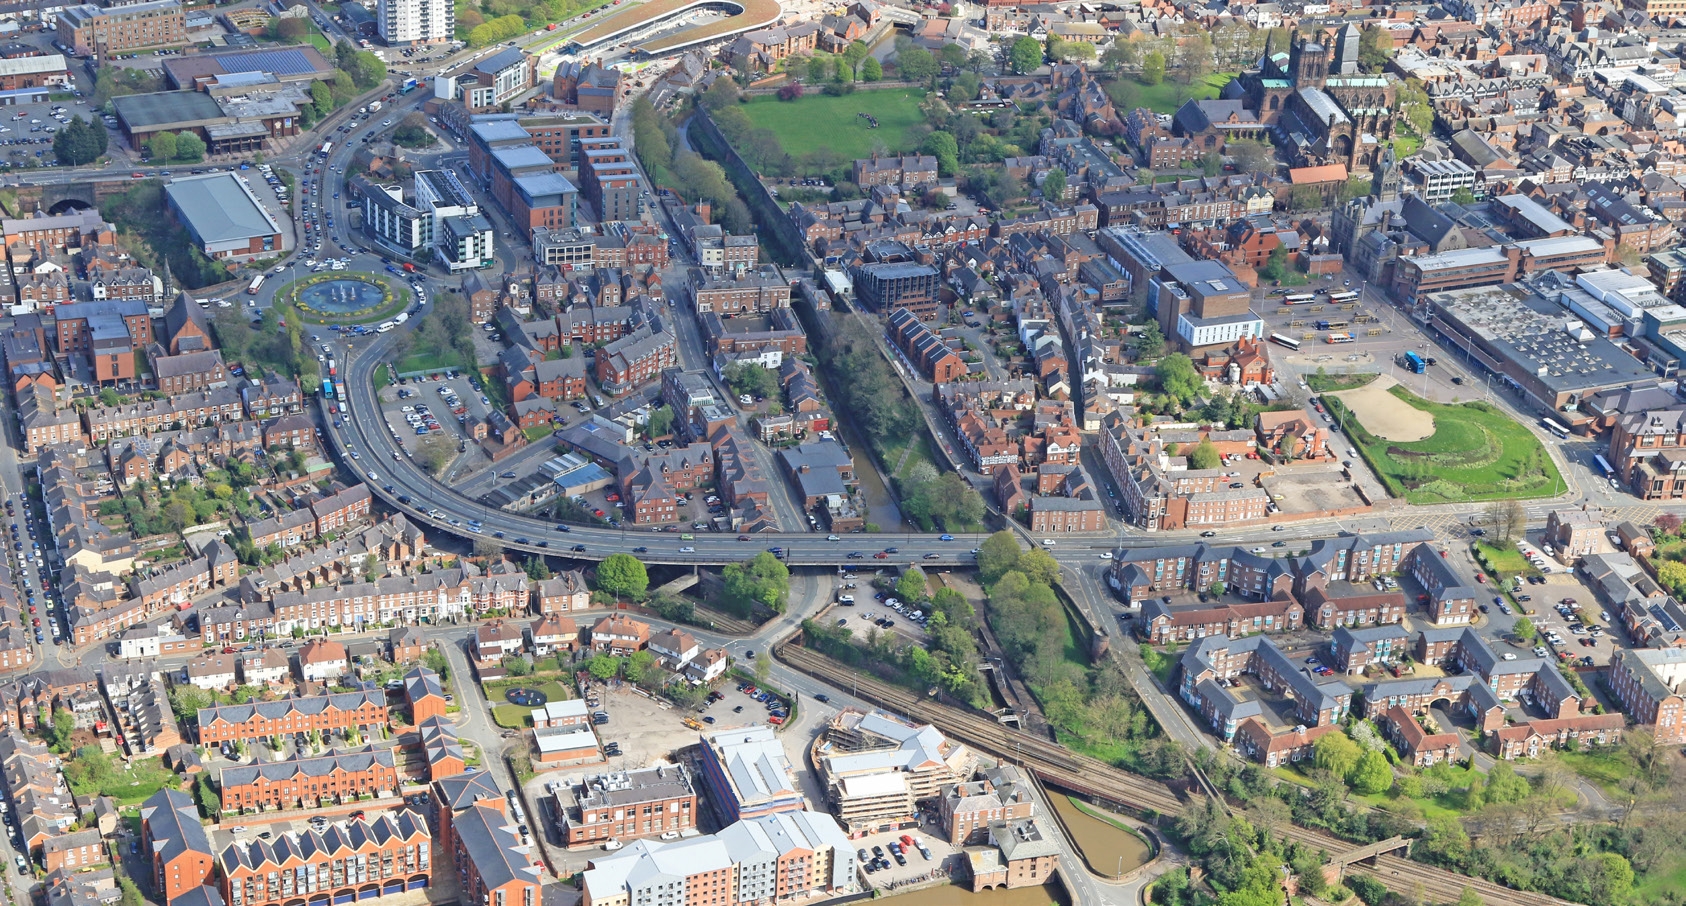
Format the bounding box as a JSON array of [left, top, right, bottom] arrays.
[[333, 327, 1024, 566]]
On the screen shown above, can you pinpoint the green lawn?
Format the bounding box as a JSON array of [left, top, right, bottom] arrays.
[[1474, 541, 1532, 578], [1328, 386, 1565, 504], [394, 349, 467, 376], [491, 704, 530, 728], [1306, 372, 1378, 393], [1122, 72, 1236, 115], [1558, 748, 1631, 799], [1638, 855, 1686, 900], [738, 90, 928, 160]]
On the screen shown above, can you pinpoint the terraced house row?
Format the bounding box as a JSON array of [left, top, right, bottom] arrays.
[[219, 748, 400, 813], [219, 809, 432, 906], [196, 690, 388, 745]]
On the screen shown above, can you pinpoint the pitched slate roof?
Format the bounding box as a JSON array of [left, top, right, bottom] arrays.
[[141, 789, 212, 867], [219, 748, 395, 788], [451, 804, 542, 891]]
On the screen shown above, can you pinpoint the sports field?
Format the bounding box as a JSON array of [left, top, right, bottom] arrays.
[[1325, 383, 1565, 504], [738, 90, 927, 160]]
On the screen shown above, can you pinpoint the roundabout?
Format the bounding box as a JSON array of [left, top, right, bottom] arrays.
[[277, 273, 410, 325]]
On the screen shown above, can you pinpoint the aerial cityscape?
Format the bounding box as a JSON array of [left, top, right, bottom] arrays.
[[0, 0, 1682, 905]]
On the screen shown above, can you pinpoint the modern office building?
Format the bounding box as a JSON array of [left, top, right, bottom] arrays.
[[356, 170, 494, 270]]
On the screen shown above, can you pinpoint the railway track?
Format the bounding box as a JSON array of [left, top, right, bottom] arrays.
[[781, 645, 1185, 814], [778, 644, 1575, 906]]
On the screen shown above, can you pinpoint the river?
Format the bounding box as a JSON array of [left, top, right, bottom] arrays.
[[1046, 793, 1154, 879]]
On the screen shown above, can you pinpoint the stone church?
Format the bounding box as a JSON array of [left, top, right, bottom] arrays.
[[1220, 24, 1400, 172]]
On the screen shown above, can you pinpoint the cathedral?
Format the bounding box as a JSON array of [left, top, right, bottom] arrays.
[[1219, 24, 1400, 172]]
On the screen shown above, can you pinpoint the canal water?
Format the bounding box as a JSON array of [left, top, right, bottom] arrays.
[[881, 881, 1070, 906], [1046, 793, 1154, 878]]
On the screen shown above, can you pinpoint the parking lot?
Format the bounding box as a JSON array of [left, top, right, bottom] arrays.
[[0, 93, 97, 170], [853, 826, 958, 893], [376, 373, 495, 465]]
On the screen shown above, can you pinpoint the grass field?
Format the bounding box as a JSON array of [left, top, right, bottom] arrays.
[[1327, 386, 1565, 504], [1115, 72, 1236, 115], [738, 90, 928, 161], [1558, 748, 1631, 799]]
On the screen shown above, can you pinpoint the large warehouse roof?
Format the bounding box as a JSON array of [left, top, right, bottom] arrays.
[[112, 91, 224, 129], [165, 173, 280, 244]]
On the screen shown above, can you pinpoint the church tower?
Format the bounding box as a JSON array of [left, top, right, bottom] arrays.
[[1288, 33, 1329, 88], [1333, 23, 1362, 75], [1371, 146, 1402, 202]]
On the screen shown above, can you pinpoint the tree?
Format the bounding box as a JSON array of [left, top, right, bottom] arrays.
[[49, 708, 74, 752], [922, 130, 959, 177], [1140, 50, 1166, 85], [1313, 731, 1361, 779], [1397, 77, 1433, 137], [861, 56, 882, 81], [1451, 186, 1476, 205], [896, 567, 928, 602], [1009, 36, 1043, 74], [195, 771, 221, 816], [596, 553, 648, 600], [842, 40, 869, 76], [1056, 40, 1096, 62], [754, 652, 772, 684], [273, 16, 308, 41], [1016, 548, 1061, 587], [1041, 168, 1066, 201], [723, 360, 778, 400], [722, 552, 791, 616], [1134, 321, 1165, 359], [174, 132, 206, 163], [54, 117, 102, 166], [1259, 243, 1288, 280], [1657, 559, 1686, 596], [700, 78, 741, 112], [898, 44, 937, 81], [1512, 616, 1536, 645], [1188, 438, 1221, 471], [146, 130, 178, 163], [1358, 25, 1393, 72], [1226, 139, 1276, 177], [393, 112, 433, 147], [977, 531, 1021, 583], [414, 433, 454, 477], [1457, 887, 1485, 906], [940, 42, 969, 70], [1155, 353, 1202, 406], [1485, 498, 1524, 545], [645, 405, 675, 439], [523, 557, 551, 582], [1348, 749, 1393, 794]]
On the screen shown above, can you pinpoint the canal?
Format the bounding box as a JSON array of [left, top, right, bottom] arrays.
[[881, 880, 1070, 906], [1047, 792, 1154, 879]]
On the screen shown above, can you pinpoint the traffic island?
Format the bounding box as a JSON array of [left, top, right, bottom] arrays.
[[276, 273, 410, 325]]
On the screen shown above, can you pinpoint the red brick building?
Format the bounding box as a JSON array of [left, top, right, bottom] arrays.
[[196, 690, 388, 745], [220, 812, 431, 906], [141, 790, 214, 903], [219, 749, 400, 813]]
